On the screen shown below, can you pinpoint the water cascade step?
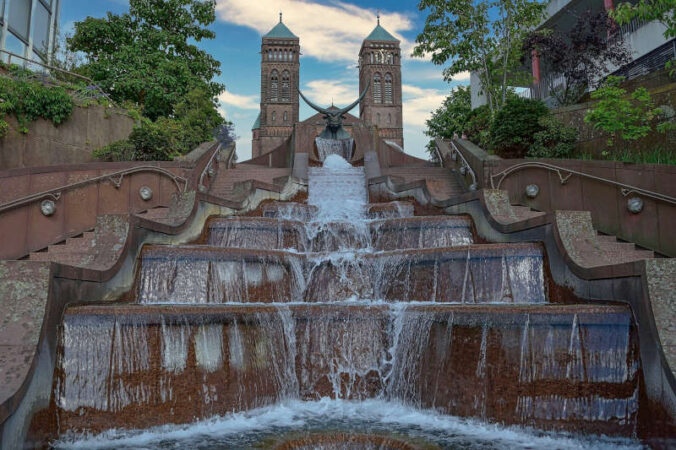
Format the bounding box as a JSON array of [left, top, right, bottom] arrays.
[[46, 154, 647, 448]]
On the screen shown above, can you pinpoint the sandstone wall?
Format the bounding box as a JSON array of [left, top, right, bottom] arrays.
[[0, 105, 135, 169]]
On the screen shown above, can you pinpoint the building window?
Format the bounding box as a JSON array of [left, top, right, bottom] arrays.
[[377, 113, 381, 123], [270, 70, 279, 101], [272, 111, 276, 123], [373, 73, 382, 104], [281, 70, 290, 101], [384, 73, 393, 104], [283, 111, 288, 122], [370, 53, 374, 64], [9, 0, 31, 41], [388, 113, 392, 124], [32, 2, 51, 55]]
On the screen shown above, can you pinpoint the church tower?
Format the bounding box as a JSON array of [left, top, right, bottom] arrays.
[[252, 14, 300, 157], [359, 16, 403, 148]]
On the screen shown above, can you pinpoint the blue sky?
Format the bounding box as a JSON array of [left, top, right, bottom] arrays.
[[61, 0, 469, 161]]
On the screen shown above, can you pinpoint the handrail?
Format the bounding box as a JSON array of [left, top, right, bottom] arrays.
[[0, 166, 188, 214], [225, 143, 237, 169], [0, 50, 115, 105], [444, 140, 478, 190], [198, 143, 223, 192], [490, 161, 676, 206]]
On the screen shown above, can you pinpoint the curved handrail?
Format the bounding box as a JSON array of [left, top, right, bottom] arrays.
[[490, 161, 676, 205], [444, 140, 478, 190], [198, 143, 223, 193], [0, 166, 188, 214]]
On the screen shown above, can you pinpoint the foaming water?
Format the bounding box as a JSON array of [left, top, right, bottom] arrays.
[[53, 398, 645, 450]]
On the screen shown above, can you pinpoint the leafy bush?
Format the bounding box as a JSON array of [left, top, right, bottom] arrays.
[[0, 76, 74, 136], [528, 115, 578, 158], [490, 97, 548, 158], [93, 88, 226, 162], [584, 76, 673, 154], [462, 105, 492, 149], [92, 139, 136, 161]]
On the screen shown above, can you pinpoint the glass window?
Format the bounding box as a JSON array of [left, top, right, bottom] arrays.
[[4, 32, 26, 61], [9, 0, 31, 41], [33, 3, 51, 55]]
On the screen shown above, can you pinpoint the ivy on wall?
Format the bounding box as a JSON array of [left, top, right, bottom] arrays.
[[0, 70, 75, 137]]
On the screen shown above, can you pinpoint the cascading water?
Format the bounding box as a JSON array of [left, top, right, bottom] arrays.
[[51, 155, 645, 449]]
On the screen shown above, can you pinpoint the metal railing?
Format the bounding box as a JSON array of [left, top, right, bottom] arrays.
[[443, 140, 479, 191], [0, 49, 115, 105], [198, 144, 223, 193], [0, 167, 188, 214], [490, 161, 676, 206]]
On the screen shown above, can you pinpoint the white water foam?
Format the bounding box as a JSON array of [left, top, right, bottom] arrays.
[[53, 398, 645, 450]]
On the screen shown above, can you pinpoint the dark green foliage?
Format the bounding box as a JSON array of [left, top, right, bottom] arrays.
[[463, 105, 492, 149], [0, 76, 74, 136], [93, 87, 226, 162], [424, 86, 471, 159], [528, 115, 578, 158], [68, 0, 223, 121], [490, 97, 548, 158], [92, 139, 136, 161]]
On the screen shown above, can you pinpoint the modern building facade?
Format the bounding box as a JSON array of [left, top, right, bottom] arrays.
[[471, 0, 675, 108], [252, 15, 404, 157], [0, 0, 60, 65]]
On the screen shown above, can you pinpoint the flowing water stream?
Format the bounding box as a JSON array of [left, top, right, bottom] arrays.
[[52, 155, 645, 449]]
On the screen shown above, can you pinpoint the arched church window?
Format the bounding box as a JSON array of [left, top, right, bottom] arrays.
[[377, 113, 381, 123], [281, 70, 290, 101], [388, 113, 392, 124], [370, 53, 374, 64], [272, 111, 276, 122], [283, 111, 288, 122], [384, 73, 393, 104], [270, 70, 279, 101], [374, 73, 382, 104]]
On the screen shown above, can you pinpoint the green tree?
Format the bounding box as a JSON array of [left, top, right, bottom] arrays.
[[424, 85, 471, 160], [413, 0, 545, 113], [611, 0, 676, 39], [584, 76, 673, 154], [68, 0, 224, 120]]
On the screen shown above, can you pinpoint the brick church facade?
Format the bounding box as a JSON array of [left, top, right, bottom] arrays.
[[252, 15, 404, 157]]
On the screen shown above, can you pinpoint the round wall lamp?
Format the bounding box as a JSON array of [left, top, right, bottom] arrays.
[[627, 197, 643, 214], [40, 199, 56, 216], [525, 184, 540, 199], [139, 186, 153, 201]]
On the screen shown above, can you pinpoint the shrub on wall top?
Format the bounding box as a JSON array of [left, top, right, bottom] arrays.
[[0, 76, 74, 137], [528, 115, 579, 159], [490, 97, 548, 158]]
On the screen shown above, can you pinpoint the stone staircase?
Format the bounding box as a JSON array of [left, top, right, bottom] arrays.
[[28, 215, 128, 271], [209, 164, 292, 201], [381, 166, 464, 200]]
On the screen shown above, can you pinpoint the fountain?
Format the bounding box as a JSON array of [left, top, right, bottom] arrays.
[[299, 86, 368, 162], [40, 154, 653, 449]]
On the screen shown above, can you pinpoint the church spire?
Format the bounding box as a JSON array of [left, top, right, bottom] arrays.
[[280, 12, 283, 23]]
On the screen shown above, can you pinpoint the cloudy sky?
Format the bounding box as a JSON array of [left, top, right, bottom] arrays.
[[61, 0, 469, 161]]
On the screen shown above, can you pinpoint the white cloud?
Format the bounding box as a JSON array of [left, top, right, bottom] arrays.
[[301, 79, 360, 107], [402, 84, 446, 128], [215, 0, 414, 62], [218, 91, 259, 110]]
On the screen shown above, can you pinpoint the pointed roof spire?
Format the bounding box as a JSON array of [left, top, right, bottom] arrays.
[[365, 14, 399, 42], [264, 13, 298, 38]]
